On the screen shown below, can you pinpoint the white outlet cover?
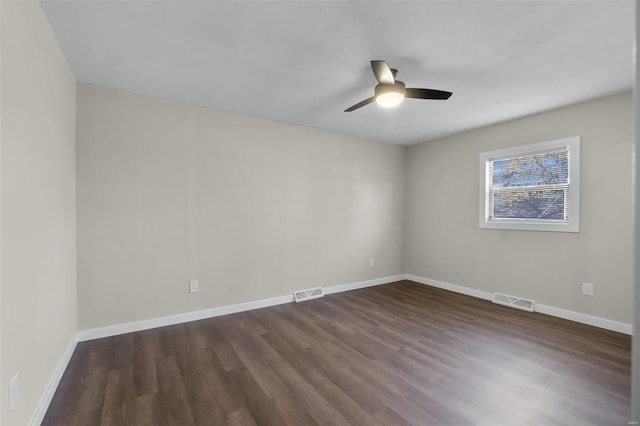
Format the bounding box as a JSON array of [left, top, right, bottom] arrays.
[[189, 279, 199, 293], [369, 258, 375, 267], [582, 282, 594, 296], [9, 374, 17, 411]]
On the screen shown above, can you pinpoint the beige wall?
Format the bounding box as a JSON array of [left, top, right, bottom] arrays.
[[0, 2, 77, 425], [405, 92, 632, 323], [78, 86, 632, 329], [76, 83, 405, 330]]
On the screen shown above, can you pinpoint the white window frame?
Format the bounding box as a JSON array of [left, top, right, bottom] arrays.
[[479, 136, 580, 232]]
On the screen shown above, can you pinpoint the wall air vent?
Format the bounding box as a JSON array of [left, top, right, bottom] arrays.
[[492, 292, 535, 312], [294, 287, 324, 303]]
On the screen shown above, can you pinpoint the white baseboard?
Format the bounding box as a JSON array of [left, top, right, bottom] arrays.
[[77, 293, 294, 342], [405, 274, 493, 301], [77, 274, 405, 342], [79, 273, 631, 340], [29, 333, 78, 426], [405, 273, 632, 335], [324, 274, 406, 295], [535, 303, 632, 335]]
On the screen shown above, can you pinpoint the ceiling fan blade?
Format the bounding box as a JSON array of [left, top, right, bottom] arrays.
[[344, 97, 376, 112], [371, 60, 395, 84], [405, 88, 452, 100]]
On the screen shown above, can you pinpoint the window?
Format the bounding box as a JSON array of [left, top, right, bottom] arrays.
[[479, 136, 580, 232]]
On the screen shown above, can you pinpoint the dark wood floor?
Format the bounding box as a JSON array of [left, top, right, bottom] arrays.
[[43, 280, 631, 425]]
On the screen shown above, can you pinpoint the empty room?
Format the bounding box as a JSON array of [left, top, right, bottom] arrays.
[[2, 0, 639, 425]]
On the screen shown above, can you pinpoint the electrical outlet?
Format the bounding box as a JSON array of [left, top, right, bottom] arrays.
[[189, 279, 199, 293], [582, 282, 594, 297], [9, 374, 17, 411], [369, 258, 375, 267]]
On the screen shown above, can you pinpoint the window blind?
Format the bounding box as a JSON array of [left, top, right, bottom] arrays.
[[489, 148, 569, 221]]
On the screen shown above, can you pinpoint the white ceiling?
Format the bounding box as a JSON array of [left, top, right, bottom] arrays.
[[41, 0, 633, 146]]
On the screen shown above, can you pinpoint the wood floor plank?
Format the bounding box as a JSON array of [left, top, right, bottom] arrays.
[[43, 280, 631, 425], [99, 365, 134, 426], [254, 334, 355, 425], [225, 331, 319, 425], [122, 394, 160, 426], [199, 350, 246, 417]]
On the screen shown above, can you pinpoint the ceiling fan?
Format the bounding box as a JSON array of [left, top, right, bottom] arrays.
[[345, 60, 452, 112]]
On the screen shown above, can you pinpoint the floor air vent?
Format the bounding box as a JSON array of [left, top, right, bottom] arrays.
[[294, 287, 324, 303], [492, 292, 535, 312]]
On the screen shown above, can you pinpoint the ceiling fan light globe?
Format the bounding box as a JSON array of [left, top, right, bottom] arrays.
[[376, 92, 404, 108], [374, 82, 405, 108]]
